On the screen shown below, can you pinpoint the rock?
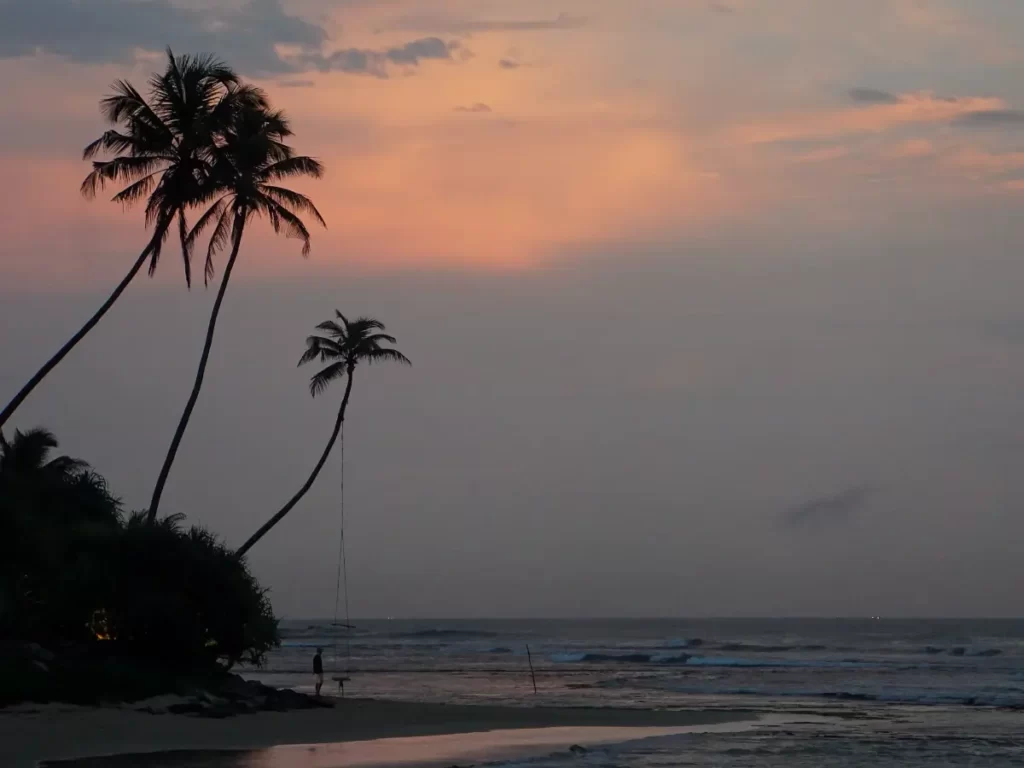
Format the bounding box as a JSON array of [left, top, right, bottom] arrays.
[[569, 745, 587, 755]]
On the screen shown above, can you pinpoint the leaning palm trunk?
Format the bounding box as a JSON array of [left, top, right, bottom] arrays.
[[236, 369, 355, 557], [147, 221, 246, 521], [0, 227, 167, 431]]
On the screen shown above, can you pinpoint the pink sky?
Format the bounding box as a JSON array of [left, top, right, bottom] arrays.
[[3, 0, 1024, 285]]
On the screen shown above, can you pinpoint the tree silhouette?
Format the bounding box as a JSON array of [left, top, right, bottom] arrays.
[[0, 427, 121, 642], [146, 103, 325, 522], [0, 51, 263, 431], [235, 313, 409, 557]]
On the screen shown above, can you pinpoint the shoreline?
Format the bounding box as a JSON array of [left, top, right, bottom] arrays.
[[1, 697, 754, 768]]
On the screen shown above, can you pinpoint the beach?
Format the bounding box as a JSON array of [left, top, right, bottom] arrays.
[[8, 619, 1024, 767], [1, 698, 751, 768]]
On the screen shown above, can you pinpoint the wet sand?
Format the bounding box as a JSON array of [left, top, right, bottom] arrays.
[[1, 698, 752, 768]]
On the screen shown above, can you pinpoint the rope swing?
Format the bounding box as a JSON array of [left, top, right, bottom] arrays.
[[330, 422, 352, 694]]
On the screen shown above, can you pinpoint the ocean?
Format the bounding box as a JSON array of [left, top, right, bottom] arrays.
[[241, 618, 1024, 766]]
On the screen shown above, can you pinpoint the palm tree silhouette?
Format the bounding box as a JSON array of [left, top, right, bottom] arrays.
[[147, 103, 325, 522], [235, 313, 409, 557], [0, 51, 262, 432], [0, 427, 122, 526]]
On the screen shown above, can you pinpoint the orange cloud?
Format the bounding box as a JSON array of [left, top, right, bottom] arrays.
[[890, 139, 936, 158], [271, 117, 727, 270], [794, 146, 850, 164]]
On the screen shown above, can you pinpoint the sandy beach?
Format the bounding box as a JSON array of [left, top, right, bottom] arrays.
[[1, 698, 752, 768]]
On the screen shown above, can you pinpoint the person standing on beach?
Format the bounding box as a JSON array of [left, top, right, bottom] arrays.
[[313, 648, 324, 696]]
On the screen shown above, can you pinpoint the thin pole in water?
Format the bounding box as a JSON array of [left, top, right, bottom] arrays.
[[526, 644, 538, 694]]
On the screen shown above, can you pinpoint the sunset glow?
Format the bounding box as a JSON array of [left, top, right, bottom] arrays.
[[3, 0, 1024, 283]]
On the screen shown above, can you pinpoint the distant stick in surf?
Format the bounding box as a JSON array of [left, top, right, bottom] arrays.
[[526, 644, 538, 694]]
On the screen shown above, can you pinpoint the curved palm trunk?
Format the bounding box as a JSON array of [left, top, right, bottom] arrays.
[[147, 223, 246, 522], [235, 369, 355, 558], [0, 229, 166, 432]]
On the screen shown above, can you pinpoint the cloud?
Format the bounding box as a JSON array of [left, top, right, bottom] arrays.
[[0, 0, 325, 74], [278, 79, 316, 88], [781, 487, 872, 530], [382, 12, 589, 34], [736, 91, 1006, 144], [455, 103, 493, 113], [954, 110, 1024, 127], [499, 59, 521, 69], [311, 37, 457, 78], [848, 87, 901, 105], [794, 146, 849, 163], [0, 0, 459, 80], [890, 139, 936, 158]]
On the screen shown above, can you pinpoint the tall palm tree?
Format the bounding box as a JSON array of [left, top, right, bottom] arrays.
[[146, 104, 326, 522], [0, 51, 262, 432], [235, 314, 409, 557]]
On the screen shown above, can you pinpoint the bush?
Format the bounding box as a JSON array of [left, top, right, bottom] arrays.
[[0, 428, 279, 688], [95, 514, 279, 668]]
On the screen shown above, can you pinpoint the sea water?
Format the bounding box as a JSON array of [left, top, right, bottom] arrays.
[[240, 618, 1024, 766]]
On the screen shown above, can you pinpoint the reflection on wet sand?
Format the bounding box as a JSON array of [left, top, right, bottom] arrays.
[[47, 722, 762, 768]]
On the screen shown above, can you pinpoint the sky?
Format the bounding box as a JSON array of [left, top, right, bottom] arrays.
[[3, 0, 1024, 618]]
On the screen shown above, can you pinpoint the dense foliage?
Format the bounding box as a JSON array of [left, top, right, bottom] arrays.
[[0, 428, 279, 674]]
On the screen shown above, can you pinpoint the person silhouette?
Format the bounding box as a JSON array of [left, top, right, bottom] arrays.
[[313, 647, 324, 696]]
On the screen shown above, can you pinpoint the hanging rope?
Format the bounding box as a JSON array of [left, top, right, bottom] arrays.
[[331, 420, 352, 675]]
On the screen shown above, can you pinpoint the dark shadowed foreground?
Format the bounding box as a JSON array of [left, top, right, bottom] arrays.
[[2, 698, 750, 768]]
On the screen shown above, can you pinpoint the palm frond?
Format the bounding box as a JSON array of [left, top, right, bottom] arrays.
[[351, 318, 386, 332], [206, 208, 237, 284], [110, 172, 160, 207], [99, 80, 163, 128], [143, 186, 172, 228], [81, 156, 165, 199], [184, 195, 231, 283], [315, 319, 345, 336], [299, 335, 336, 366], [263, 199, 312, 255], [214, 83, 269, 119], [262, 109, 294, 139], [83, 129, 148, 160], [309, 361, 347, 397], [45, 455, 89, 474], [363, 332, 399, 345], [363, 348, 412, 366], [297, 345, 322, 367], [145, 211, 175, 274], [264, 156, 324, 182], [261, 185, 327, 227], [5, 427, 59, 467]]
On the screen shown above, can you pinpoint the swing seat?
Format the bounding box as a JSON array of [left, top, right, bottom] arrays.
[[332, 675, 351, 696]]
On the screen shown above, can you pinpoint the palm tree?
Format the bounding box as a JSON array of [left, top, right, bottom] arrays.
[[146, 104, 326, 522], [0, 427, 122, 641], [0, 51, 263, 432], [0, 427, 85, 490], [0, 426, 121, 527], [235, 314, 409, 557]]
